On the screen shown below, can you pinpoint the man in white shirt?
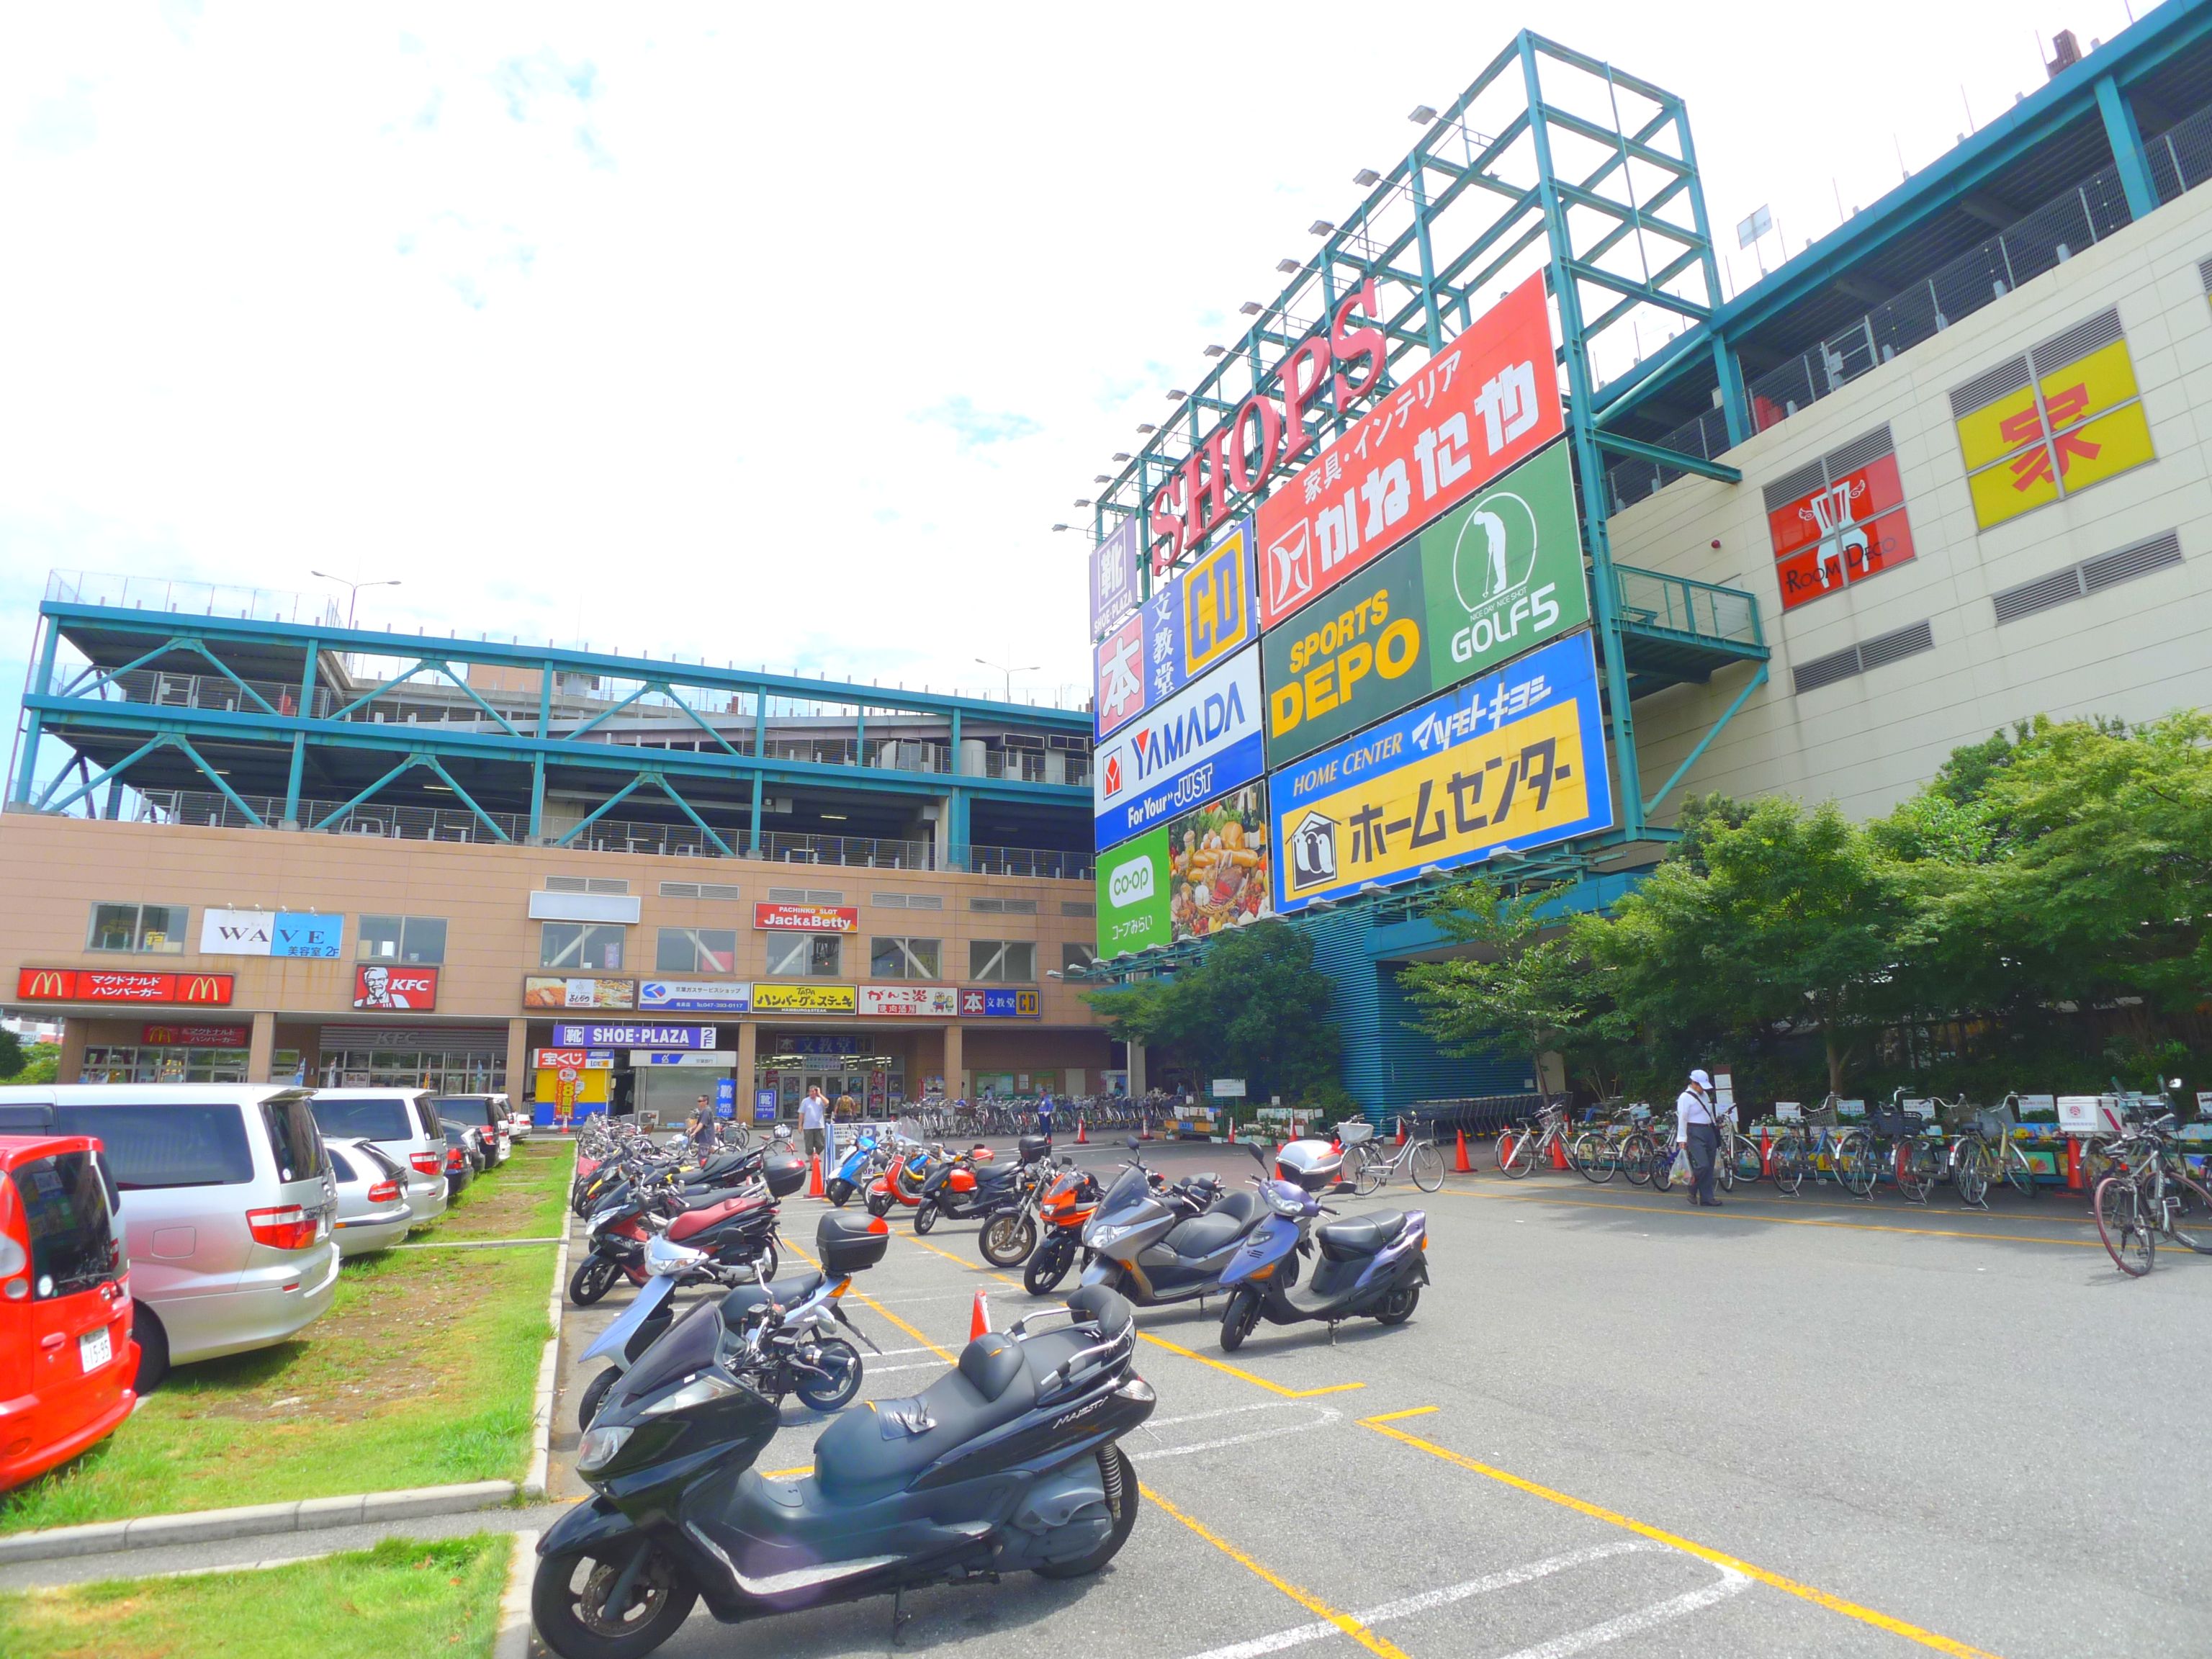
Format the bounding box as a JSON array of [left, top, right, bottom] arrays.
[[1676, 1068, 1722, 1208], [800, 1086, 828, 1161]]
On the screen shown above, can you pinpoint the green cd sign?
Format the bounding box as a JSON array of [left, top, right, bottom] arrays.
[[1096, 827, 1171, 956]]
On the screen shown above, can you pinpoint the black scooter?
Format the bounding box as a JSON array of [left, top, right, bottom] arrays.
[[534, 1285, 1154, 1659]]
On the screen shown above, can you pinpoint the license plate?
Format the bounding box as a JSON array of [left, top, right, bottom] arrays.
[[79, 1326, 112, 1372]]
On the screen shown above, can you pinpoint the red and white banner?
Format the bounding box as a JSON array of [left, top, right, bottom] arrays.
[[1766, 448, 1915, 611], [17, 968, 235, 1005], [353, 964, 438, 1011], [754, 903, 859, 933], [1255, 274, 1562, 629], [857, 984, 959, 1018]]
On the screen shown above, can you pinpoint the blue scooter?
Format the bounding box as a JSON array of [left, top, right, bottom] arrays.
[[824, 1130, 878, 1208], [1216, 1143, 1427, 1352]]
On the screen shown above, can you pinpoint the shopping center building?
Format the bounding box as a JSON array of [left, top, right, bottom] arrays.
[[0, 602, 1110, 1120]]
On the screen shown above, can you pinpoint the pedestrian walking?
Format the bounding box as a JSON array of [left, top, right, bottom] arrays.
[[1677, 1068, 1722, 1207], [801, 1085, 828, 1160], [1035, 1092, 1055, 1139]]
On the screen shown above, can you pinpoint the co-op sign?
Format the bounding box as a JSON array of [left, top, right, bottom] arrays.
[[1092, 644, 1263, 850]]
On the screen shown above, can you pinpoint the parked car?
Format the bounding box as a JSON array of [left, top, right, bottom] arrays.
[[307, 1088, 447, 1228], [436, 1095, 512, 1166], [0, 1086, 339, 1392], [0, 1120, 138, 1491], [323, 1137, 415, 1258], [441, 1123, 482, 1198], [504, 1098, 533, 1143]]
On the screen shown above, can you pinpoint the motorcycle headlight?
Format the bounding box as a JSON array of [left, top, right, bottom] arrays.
[[576, 1424, 632, 1473], [1087, 1221, 1135, 1249], [643, 1370, 742, 1417], [1267, 1187, 1307, 1218]]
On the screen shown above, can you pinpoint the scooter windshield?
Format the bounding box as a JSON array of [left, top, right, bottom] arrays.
[[1094, 1164, 1151, 1223], [604, 1297, 721, 1416]]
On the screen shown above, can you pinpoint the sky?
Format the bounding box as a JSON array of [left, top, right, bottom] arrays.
[[0, 0, 2146, 768]]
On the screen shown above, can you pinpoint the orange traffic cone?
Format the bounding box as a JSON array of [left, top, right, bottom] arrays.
[[806, 1156, 824, 1198], [1454, 1128, 1471, 1174], [1396, 1118, 1407, 1147], [1550, 1136, 1568, 1172], [1075, 1118, 1087, 1144], [969, 1288, 992, 1341], [1226, 1117, 1236, 1144]]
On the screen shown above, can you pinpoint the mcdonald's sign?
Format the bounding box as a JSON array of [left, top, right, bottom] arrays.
[[15, 968, 236, 1006]]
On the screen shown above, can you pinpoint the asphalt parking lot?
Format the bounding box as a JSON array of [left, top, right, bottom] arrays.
[[546, 1137, 2212, 1658]]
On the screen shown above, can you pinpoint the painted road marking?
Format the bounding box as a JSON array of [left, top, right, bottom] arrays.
[[1133, 1400, 1344, 1462], [1175, 1541, 1748, 1659], [1358, 1408, 2005, 1658], [1138, 1331, 1364, 1400], [1435, 1184, 2101, 1250], [1144, 1484, 1410, 1659]]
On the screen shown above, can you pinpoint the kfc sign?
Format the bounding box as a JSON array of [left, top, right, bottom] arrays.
[[1255, 274, 1561, 629], [354, 964, 438, 1010], [1148, 281, 1388, 577], [17, 968, 235, 1006], [754, 903, 858, 933]]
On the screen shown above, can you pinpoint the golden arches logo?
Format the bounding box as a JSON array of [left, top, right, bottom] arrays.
[[22, 970, 72, 999], [181, 975, 231, 1004]]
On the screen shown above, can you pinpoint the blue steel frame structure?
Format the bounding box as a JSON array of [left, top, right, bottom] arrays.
[[8, 599, 1093, 867]]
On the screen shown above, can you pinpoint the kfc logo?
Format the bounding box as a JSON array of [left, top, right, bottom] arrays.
[[354, 964, 439, 1010]]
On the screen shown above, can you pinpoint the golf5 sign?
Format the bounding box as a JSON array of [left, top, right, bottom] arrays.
[[1096, 828, 1172, 956], [1269, 629, 1614, 912]]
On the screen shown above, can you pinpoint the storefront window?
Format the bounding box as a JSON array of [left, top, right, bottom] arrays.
[[318, 1048, 503, 1092], [541, 922, 625, 970], [869, 937, 940, 979], [77, 1046, 299, 1084], [763, 935, 840, 977], [969, 940, 1035, 982], [358, 915, 447, 964], [86, 902, 189, 954], [656, 927, 738, 972]]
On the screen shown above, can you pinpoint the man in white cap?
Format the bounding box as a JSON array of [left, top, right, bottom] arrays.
[[1676, 1069, 1722, 1207]]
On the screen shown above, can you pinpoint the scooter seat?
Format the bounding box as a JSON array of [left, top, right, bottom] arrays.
[[667, 1195, 758, 1241], [675, 1186, 753, 1213], [811, 1328, 1093, 1497], [1316, 1210, 1409, 1262], [1163, 1189, 1262, 1258], [718, 1270, 823, 1321]]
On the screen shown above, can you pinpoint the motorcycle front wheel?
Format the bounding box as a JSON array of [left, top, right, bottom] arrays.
[[824, 1178, 852, 1208], [980, 1212, 1036, 1267], [793, 1338, 863, 1411], [1219, 1288, 1262, 1352], [567, 1255, 620, 1306], [577, 1365, 620, 1429], [865, 1190, 891, 1218], [1024, 1237, 1074, 1296], [532, 1539, 697, 1659], [913, 1200, 938, 1235]]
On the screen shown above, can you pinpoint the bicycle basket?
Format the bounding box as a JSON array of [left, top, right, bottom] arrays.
[[1803, 1099, 1839, 1127], [1970, 1107, 2010, 1143]]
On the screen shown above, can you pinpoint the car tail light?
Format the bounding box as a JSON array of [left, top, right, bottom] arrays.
[[246, 1205, 319, 1251], [367, 1179, 402, 1203], [447, 1146, 465, 1169], [410, 1151, 441, 1175]]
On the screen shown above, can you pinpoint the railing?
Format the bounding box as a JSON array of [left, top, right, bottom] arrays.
[[45, 571, 341, 629], [1611, 565, 1763, 649], [1604, 102, 2212, 514], [114, 788, 1092, 877]]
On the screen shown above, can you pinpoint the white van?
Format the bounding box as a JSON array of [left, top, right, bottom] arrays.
[[0, 1085, 342, 1390]]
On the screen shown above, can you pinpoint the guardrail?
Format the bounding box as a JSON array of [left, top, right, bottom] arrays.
[[1611, 565, 1763, 649]]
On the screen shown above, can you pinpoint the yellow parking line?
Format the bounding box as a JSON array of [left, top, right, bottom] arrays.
[[1359, 1411, 2004, 1659], [1436, 1184, 2102, 1249], [1143, 1483, 1411, 1659], [1138, 1331, 1364, 1400], [906, 1234, 989, 1272]]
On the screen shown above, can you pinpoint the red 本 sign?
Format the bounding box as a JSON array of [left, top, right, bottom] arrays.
[[1256, 274, 1562, 629], [17, 968, 235, 1005]]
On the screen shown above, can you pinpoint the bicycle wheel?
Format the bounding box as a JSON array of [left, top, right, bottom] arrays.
[[1647, 1136, 1675, 1193], [1732, 1133, 1766, 1186], [2004, 1143, 2040, 1201], [1954, 1139, 1992, 1208], [1714, 1139, 1736, 1192], [1356, 1148, 1387, 1196], [2094, 1176, 2154, 1276], [1835, 1130, 1877, 1197], [2165, 1173, 2212, 1254], [1500, 1129, 1539, 1180], [1769, 1131, 1805, 1197], [1573, 1130, 1613, 1184], [1898, 1138, 1940, 1204], [1408, 1138, 1445, 1193], [1621, 1130, 1653, 1186]]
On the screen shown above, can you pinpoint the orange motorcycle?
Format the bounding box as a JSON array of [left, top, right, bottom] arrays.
[[1022, 1161, 1103, 1294]]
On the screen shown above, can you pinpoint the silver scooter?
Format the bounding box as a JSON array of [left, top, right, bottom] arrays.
[[1079, 1140, 1268, 1306]]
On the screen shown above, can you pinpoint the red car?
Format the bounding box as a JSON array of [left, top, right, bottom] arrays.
[[0, 1130, 138, 1491]]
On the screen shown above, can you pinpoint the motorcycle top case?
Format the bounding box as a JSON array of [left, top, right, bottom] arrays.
[[763, 1154, 809, 1198], [815, 1210, 891, 1274], [1274, 1140, 1343, 1192], [1017, 1133, 1052, 1164]]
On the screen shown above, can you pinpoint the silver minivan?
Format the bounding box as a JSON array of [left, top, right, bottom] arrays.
[[0, 1084, 342, 1391], [307, 1087, 448, 1227]]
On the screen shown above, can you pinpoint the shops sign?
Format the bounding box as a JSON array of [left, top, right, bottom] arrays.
[[754, 903, 859, 933], [552, 1022, 719, 1049], [17, 968, 235, 1005]]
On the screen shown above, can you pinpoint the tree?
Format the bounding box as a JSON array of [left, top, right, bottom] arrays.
[[1084, 925, 1342, 1102], [0, 1037, 58, 1084], [0, 1028, 21, 1079]]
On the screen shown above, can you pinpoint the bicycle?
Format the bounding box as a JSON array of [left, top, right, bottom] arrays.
[[1841, 1091, 1943, 1203], [1356, 1116, 1447, 1194], [1768, 1096, 1859, 1198], [1618, 1112, 1676, 1192], [1570, 1104, 1650, 1186], [2092, 1107, 2212, 1277], [1943, 1092, 2038, 1208], [1498, 1104, 1573, 1179]]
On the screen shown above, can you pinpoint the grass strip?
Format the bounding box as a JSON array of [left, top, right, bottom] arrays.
[[0, 1533, 508, 1659], [436, 1138, 576, 1241]]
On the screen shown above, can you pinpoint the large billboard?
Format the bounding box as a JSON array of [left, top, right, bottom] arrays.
[[1094, 518, 1258, 739], [1088, 511, 1141, 640], [1256, 273, 1563, 629], [1269, 629, 1614, 913], [1262, 441, 1587, 767], [1093, 643, 1264, 852], [1165, 780, 1272, 941], [1096, 828, 1172, 956]]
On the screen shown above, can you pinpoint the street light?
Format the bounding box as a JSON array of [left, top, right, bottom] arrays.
[[975, 657, 1038, 702], [310, 570, 402, 629]]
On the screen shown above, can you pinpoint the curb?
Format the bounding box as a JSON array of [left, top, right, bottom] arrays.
[[0, 1480, 521, 1565], [494, 1527, 541, 1659], [522, 1147, 576, 1501]]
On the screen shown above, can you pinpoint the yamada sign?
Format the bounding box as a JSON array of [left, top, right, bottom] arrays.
[[1262, 441, 1587, 768], [1093, 644, 1264, 852], [1269, 629, 1613, 912], [1256, 274, 1562, 629]]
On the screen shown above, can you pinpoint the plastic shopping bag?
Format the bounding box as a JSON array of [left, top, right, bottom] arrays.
[[1668, 1144, 1691, 1183]]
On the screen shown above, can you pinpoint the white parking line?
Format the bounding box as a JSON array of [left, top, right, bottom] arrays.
[[1177, 1542, 1751, 1659], [1131, 1401, 1344, 1462]]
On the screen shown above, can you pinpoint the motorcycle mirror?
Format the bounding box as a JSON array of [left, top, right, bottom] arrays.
[[1243, 1141, 1267, 1167], [1125, 1137, 1141, 1151]]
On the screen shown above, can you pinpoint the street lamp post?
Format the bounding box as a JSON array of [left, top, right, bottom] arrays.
[[975, 657, 1039, 703], [310, 570, 403, 630]]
